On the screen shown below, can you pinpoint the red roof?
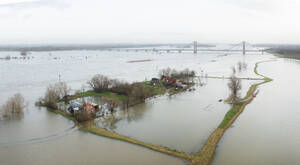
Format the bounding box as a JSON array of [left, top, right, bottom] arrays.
[[82, 103, 95, 112]]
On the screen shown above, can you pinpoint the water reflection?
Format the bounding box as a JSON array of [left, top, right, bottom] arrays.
[[91, 79, 232, 153], [96, 103, 151, 130]]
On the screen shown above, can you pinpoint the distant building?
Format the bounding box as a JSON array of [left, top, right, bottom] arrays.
[[82, 103, 99, 113], [68, 101, 81, 113], [68, 101, 99, 114], [151, 78, 160, 85]]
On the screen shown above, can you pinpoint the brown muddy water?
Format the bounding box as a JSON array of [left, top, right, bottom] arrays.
[[0, 49, 275, 165], [95, 79, 258, 154], [213, 58, 300, 165], [0, 105, 185, 165]]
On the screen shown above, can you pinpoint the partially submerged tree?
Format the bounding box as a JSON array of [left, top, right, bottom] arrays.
[[88, 74, 110, 93], [237, 61, 248, 72], [42, 82, 71, 109], [43, 84, 60, 109], [110, 79, 132, 95], [101, 97, 122, 113], [237, 61, 243, 72], [159, 67, 172, 79], [231, 66, 236, 75], [1, 93, 26, 118], [4, 55, 11, 60], [129, 84, 152, 102], [76, 110, 94, 122], [228, 75, 242, 103], [56, 82, 71, 99], [159, 68, 196, 80]]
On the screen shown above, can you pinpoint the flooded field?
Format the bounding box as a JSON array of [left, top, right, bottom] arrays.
[[95, 78, 261, 153], [0, 126, 185, 165], [213, 58, 300, 165], [0, 48, 276, 164], [97, 80, 230, 153]]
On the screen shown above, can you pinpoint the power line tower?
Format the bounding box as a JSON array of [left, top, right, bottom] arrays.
[[193, 41, 197, 54]]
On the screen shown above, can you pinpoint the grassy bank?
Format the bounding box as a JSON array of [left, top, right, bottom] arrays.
[[68, 91, 128, 102]]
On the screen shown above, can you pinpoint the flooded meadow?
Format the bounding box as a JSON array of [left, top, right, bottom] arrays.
[[1, 48, 291, 165]]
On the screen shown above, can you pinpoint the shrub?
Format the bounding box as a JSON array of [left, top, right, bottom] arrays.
[[1, 93, 25, 118]]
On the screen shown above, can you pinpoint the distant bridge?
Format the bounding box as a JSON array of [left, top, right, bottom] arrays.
[[105, 41, 268, 55]]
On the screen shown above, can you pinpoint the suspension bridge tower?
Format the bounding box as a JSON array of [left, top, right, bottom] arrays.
[[193, 41, 197, 54], [242, 41, 246, 55]]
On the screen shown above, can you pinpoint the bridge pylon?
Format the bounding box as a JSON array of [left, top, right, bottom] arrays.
[[242, 41, 246, 55], [193, 41, 197, 54]]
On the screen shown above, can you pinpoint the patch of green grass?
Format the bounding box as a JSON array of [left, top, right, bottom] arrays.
[[218, 105, 240, 129], [140, 81, 167, 95], [72, 91, 127, 102]]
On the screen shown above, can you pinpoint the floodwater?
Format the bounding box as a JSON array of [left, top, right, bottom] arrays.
[[96, 78, 260, 153], [0, 47, 274, 164], [98, 80, 230, 153], [213, 58, 300, 165]]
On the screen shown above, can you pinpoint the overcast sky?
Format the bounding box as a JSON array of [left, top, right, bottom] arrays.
[[0, 0, 300, 44]]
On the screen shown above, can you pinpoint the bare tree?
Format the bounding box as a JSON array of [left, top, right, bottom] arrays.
[[56, 82, 71, 99], [110, 79, 132, 95], [87, 74, 110, 93], [242, 62, 248, 70], [41, 82, 71, 109], [237, 61, 248, 72], [1, 93, 25, 118], [159, 68, 196, 79], [237, 61, 243, 72], [159, 67, 172, 78], [43, 84, 60, 109], [231, 66, 236, 75], [4, 55, 11, 60], [130, 84, 152, 102], [76, 110, 94, 122], [101, 97, 121, 113], [228, 75, 241, 103]]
